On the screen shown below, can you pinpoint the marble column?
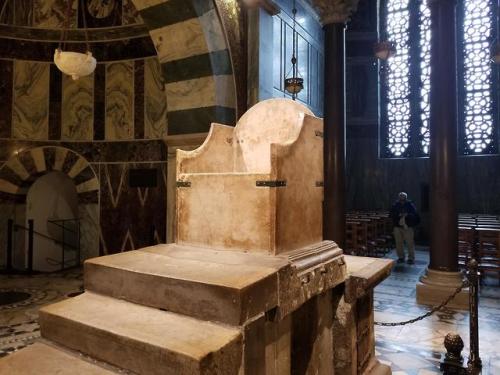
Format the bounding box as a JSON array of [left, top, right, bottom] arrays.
[[416, 0, 467, 309], [304, 0, 360, 249], [323, 21, 347, 249]]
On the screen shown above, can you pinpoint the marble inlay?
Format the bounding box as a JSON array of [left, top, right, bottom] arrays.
[[151, 17, 209, 63], [198, 8, 227, 54], [374, 248, 500, 374], [165, 75, 235, 112], [30, 147, 46, 173], [33, 0, 77, 28], [78, 203, 100, 261], [12, 61, 49, 140], [144, 58, 167, 138], [62, 74, 94, 141], [122, 0, 143, 25], [0, 203, 16, 268], [105, 61, 134, 140], [133, 0, 167, 11]]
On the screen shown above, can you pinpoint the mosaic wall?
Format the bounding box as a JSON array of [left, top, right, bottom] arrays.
[[0, 58, 167, 142], [0, 0, 241, 269]]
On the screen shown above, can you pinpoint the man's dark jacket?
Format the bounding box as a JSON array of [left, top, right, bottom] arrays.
[[390, 200, 420, 228]]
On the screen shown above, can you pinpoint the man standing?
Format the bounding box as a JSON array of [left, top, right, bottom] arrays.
[[390, 192, 419, 264]]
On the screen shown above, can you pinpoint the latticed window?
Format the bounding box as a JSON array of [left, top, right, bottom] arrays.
[[380, 0, 498, 158]]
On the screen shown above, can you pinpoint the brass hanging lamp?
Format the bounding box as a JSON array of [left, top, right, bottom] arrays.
[[374, 41, 397, 61], [284, 0, 303, 100], [54, 0, 96, 80]]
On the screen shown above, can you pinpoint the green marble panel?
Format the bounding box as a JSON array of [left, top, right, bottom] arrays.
[[105, 61, 134, 140], [144, 58, 167, 139], [161, 49, 232, 84], [33, 0, 77, 28], [62, 73, 94, 140], [12, 61, 50, 140], [167, 106, 235, 135]]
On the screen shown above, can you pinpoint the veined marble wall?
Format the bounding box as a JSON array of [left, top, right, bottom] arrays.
[[2, 0, 138, 28], [62, 74, 94, 140], [1, 57, 167, 142], [12, 61, 50, 140], [105, 62, 135, 140], [0, 55, 168, 268], [145, 58, 168, 138]]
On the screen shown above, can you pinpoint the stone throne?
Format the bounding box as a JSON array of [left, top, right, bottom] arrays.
[[176, 98, 323, 254], [0, 99, 392, 375]]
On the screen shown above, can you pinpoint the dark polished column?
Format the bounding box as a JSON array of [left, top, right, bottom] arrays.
[[323, 22, 346, 249], [428, 0, 458, 272], [417, 0, 466, 309]]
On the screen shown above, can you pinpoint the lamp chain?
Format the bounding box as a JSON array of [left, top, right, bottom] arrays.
[[291, 0, 298, 100]]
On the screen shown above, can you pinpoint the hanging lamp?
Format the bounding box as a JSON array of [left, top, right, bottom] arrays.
[[284, 0, 303, 100], [374, 41, 397, 61], [54, 0, 96, 80]]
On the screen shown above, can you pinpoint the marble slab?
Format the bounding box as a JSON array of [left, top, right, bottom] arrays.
[[33, 0, 77, 28], [62, 73, 94, 141], [12, 60, 50, 140], [105, 61, 134, 140], [78, 203, 100, 262], [122, 0, 143, 25], [144, 57, 167, 138]]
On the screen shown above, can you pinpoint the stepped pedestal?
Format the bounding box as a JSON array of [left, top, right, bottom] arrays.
[[0, 99, 392, 374]]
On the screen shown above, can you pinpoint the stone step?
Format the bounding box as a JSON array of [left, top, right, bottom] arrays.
[[0, 342, 118, 374], [84, 244, 287, 325], [39, 292, 242, 375]]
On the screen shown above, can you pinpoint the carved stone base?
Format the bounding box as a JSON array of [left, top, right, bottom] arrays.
[[416, 268, 468, 310]]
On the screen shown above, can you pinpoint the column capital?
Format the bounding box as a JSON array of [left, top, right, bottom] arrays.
[[303, 0, 360, 26]]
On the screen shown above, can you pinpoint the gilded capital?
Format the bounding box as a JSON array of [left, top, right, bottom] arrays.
[[303, 0, 360, 25]]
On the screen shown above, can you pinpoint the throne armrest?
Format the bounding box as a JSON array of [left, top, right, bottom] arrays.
[[177, 123, 234, 175]]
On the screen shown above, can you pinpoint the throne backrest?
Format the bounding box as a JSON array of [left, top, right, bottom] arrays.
[[232, 99, 314, 173]]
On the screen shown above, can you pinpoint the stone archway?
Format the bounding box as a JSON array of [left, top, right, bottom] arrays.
[[132, 0, 239, 135], [0, 146, 100, 270]]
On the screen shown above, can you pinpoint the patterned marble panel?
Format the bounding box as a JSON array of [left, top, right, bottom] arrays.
[[33, 0, 77, 28], [150, 17, 209, 63], [61, 74, 94, 141], [144, 58, 167, 138], [0, 203, 16, 268], [122, 0, 142, 25], [0, 140, 167, 164], [78, 203, 99, 261], [105, 61, 134, 140], [0, 60, 13, 138], [99, 162, 166, 254], [12, 61, 49, 140], [198, 8, 227, 54], [11, 0, 33, 26]]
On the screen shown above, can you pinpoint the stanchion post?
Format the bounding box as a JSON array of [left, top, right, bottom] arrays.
[[27, 219, 34, 274], [467, 259, 482, 373], [7, 219, 13, 271]]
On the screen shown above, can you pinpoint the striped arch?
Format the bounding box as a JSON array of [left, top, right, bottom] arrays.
[[133, 0, 238, 135], [0, 147, 99, 203]]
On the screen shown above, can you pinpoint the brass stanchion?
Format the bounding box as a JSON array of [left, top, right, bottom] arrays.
[[467, 259, 482, 374], [440, 259, 482, 375]]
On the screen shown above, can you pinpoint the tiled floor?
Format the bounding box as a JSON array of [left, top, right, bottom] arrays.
[[0, 269, 82, 357], [374, 249, 500, 374], [0, 249, 499, 374]]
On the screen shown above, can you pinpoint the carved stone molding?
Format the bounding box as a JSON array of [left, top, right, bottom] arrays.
[[303, 0, 360, 25]]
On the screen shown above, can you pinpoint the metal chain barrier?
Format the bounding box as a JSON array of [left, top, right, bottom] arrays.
[[374, 279, 470, 327]]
